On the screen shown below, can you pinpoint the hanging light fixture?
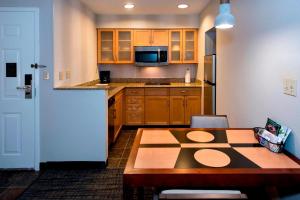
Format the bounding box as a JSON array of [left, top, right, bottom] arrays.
[[215, 0, 235, 29]]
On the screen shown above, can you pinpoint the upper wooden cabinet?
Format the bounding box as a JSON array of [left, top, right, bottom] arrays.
[[183, 29, 198, 63], [97, 28, 198, 64], [97, 29, 133, 64], [134, 30, 169, 46], [169, 30, 183, 64], [98, 29, 115, 64], [116, 30, 134, 63]]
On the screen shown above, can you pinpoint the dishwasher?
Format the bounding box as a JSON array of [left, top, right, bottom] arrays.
[[108, 97, 115, 147]]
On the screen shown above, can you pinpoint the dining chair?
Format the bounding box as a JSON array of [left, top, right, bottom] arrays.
[[190, 115, 229, 128], [156, 115, 248, 199]]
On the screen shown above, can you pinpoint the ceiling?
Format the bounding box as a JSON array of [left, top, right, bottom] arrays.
[[80, 0, 211, 15]]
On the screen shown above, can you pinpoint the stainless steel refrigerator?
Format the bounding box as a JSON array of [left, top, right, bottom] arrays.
[[204, 55, 216, 115]]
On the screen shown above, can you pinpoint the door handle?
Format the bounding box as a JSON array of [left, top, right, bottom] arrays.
[[31, 63, 47, 69], [16, 85, 31, 90]]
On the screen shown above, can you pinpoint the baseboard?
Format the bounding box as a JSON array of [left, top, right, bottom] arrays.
[[40, 161, 107, 170]]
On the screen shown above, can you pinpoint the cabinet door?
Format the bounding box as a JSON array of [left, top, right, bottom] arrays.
[[126, 96, 144, 125], [97, 29, 115, 63], [183, 29, 198, 63], [113, 92, 123, 142], [134, 30, 152, 46], [170, 96, 185, 125], [145, 96, 169, 125], [169, 30, 182, 63], [185, 96, 201, 125], [152, 30, 169, 46], [116, 30, 133, 63]]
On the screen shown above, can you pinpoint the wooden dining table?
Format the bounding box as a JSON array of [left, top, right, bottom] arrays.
[[123, 128, 300, 199]]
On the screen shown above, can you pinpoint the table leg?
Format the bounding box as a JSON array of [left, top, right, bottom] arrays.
[[123, 185, 134, 200], [265, 186, 280, 200], [137, 187, 144, 200]]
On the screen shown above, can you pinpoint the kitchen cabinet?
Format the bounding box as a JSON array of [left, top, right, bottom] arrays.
[[98, 29, 115, 63], [169, 30, 183, 64], [125, 88, 145, 125], [183, 29, 198, 63], [170, 88, 201, 125], [134, 30, 169, 46], [113, 91, 123, 142], [116, 30, 134, 63], [144, 88, 170, 125], [98, 28, 197, 64], [169, 96, 185, 124], [185, 96, 201, 125], [97, 29, 133, 64]]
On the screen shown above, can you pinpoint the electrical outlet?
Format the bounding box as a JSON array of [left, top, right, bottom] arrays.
[[43, 70, 49, 80], [66, 70, 71, 80], [59, 71, 64, 81]]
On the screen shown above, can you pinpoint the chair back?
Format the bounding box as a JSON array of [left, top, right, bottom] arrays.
[[190, 115, 229, 128]]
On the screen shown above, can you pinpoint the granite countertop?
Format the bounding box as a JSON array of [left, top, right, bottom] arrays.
[[107, 82, 202, 99], [55, 80, 203, 99]]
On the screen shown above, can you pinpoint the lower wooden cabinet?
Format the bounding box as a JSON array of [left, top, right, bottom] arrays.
[[170, 96, 185, 125], [170, 89, 201, 125], [185, 96, 201, 125], [126, 96, 144, 125], [145, 96, 170, 125], [113, 91, 123, 142], [124, 87, 201, 125]]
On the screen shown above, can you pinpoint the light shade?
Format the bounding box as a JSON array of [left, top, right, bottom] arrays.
[[215, 3, 235, 29], [177, 4, 189, 9], [124, 3, 135, 9]]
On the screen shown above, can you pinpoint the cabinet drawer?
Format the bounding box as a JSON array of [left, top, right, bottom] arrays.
[[170, 88, 201, 96], [126, 96, 144, 104], [126, 104, 144, 112], [125, 88, 145, 96], [145, 88, 169, 96]]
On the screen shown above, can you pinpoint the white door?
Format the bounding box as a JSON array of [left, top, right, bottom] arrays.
[[0, 9, 38, 169]]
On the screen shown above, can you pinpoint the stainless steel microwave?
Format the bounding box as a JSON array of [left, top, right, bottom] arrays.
[[135, 46, 168, 66]]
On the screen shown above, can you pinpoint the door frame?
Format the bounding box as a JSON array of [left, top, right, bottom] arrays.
[[0, 7, 40, 170]]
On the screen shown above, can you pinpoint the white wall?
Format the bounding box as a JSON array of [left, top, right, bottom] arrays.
[[198, 2, 300, 198], [53, 0, 98, 87], [0, 0, 108, 164], [197, 1, 218, 81], [97, 14, 200, 28], [41, 89, 108, 162]]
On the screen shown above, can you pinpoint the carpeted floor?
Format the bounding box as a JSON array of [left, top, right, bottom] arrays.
[[1, 129, 299, 200], [1, 130, 148, 200]]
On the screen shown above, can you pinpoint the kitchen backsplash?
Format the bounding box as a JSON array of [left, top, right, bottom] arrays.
[[99, 64, 197, 79]]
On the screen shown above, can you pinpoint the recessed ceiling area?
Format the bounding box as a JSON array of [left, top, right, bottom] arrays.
[[80, 0, 211, 15]]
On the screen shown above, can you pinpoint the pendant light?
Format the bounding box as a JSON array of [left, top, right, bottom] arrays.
[[215, 0, 235, 29]]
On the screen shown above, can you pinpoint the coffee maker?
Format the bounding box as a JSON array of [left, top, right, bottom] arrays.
[[99, 71, 110, 83]]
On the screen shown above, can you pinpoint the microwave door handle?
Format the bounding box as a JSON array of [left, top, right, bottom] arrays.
[[158, 49, 160, 63]]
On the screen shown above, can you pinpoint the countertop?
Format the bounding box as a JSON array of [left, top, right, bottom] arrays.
[[55, 81, 203, 100]]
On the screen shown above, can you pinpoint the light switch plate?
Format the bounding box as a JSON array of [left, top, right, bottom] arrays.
[[59, 71, 64, 80], [66, 70, 71, 80], [43, 70, 49, 80], [290, 79, 297, 97], [283, 79, 289, 95]]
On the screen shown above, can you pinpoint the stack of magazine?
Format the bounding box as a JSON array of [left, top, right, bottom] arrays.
[[256, 118, 292, 153]]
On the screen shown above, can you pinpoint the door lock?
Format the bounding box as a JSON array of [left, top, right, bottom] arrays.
[[16, 74, 33, 99]]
